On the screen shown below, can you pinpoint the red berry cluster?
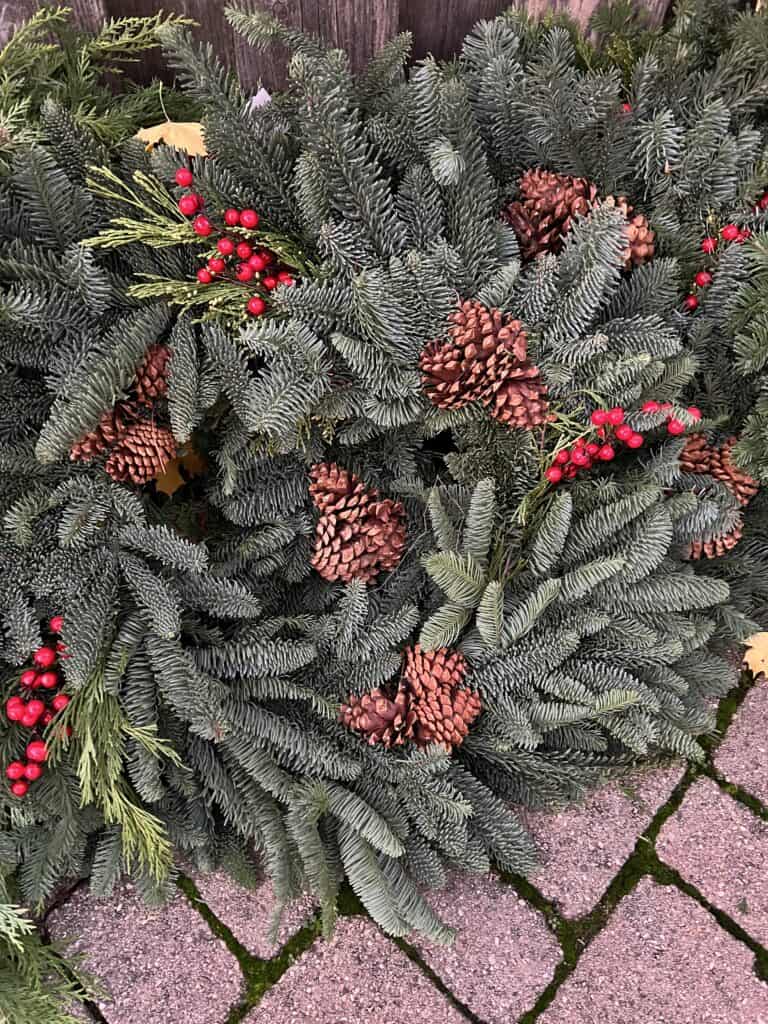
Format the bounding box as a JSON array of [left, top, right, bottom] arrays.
[[174, 167, 296, 317], [4, 616, 71, 799], [688, 219, 755, 311], [640, 399, 701, 435]]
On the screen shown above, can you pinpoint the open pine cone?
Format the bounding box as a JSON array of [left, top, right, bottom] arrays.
[[404, 644, 481, 750], [679, 433, 713, 476], [685, 521, 743, 561], [710, 437, 759, 507], [340, 682, 416, 747], [309, 463, 406, 584], [420, 299, 549, 429], [599, 195, 655, 268], [503, 168, 598, 260], [104, 421, 177, 485], [134, 343, 171, 406], [70, 402, 139, 463]]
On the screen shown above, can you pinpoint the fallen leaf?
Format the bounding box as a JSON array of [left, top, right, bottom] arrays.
[[743, 631, 768, 675], [155, 446, 208, 496], [135, 121, 207, 156]]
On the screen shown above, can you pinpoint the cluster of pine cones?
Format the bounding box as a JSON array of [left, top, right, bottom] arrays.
[[308, 462, 407, 584], [341, 645, 481, 751], [503, 168, 655, 268], [420, 299, 550, 429], [70, 344, 177, 485], [680, 434, 760, 559]]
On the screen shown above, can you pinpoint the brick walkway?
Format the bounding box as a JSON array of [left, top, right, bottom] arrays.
[[47, 675, 768, 1024]]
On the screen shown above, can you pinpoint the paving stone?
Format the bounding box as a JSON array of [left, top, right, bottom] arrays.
[[657, 776, 768, 946], [539, 877, 768, 1024], [715, 676, 768, 804], [521, 764, 683, 918], [192, 870, 315, 957], [413, 873, 561, 1023], [244, 917, 466, 1024], [48, 882, 243, 1024]]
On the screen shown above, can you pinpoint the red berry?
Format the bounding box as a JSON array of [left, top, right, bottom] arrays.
[[207, 257, 226, 273], [607, 407, 624, 425], [192, 215, 212, 237], [262, 275, 277, 290], [721, 223, 740, 242], [236, 263, 254, 282], [615, 423, 634, 442], [247, 296, 267, 316], [6, 761, 25, 780], [20, 710, 38, 728], [236, 242, 253, 260], [642, 400, 660, 414], [687, 406, 702, 420], [564, 464, 578, 479], [737, 228, 751, 244], [224, 208, 241, 226], [48, 615, 64, 634], [626, 432, 644, 448], [25, 699, 45, 720], [590, 409, 608, 426], [197, 269, 213, 285], [545, 466, 563, 484], [175, 168, 194, 187], [667, 418, 686, 435], [277, 271, 294, 286], [41, 710, 53, 726], [621, 102, 632, 113], [52, 694, 70, 713], [571, 449, 590, 467], [659, 402, 673, 411], [694, 271, 712, 288], [24, 762, 43, 781], [33, 647, 56, 668], [240, 209, 259, 229], [248, 254, 267, 272], [598, 444, 616, 461], [683, 294, 699, 312], [586, 442, 600, 456], [10, 781, 28, 798], [38, 671, 58, 690], [26, 741, 47, 763], [217, 237, 235, 256], [701, 237, 717, 254], [20, 669, 38, 688], [178, 194, 199, 216], [760, 193, 768, 210], [6, 698, 25, 722], [554, 449, 571, 465]]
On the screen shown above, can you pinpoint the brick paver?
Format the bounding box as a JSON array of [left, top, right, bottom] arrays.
[[715, 676, 768, 804], [539, 877, 768, 1024], [192, 870, 315, 956], [522, 764, 683, 917], [47, 882, 243, 1024], [657, 776, 768, 945], [243, 917, 467, 1024], [414, 873, 561, 1022]]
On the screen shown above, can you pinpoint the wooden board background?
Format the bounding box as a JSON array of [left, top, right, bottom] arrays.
[[2, 0, 673, 90]]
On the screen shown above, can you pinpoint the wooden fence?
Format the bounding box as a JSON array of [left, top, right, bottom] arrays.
[[5, 1, 672, 90]]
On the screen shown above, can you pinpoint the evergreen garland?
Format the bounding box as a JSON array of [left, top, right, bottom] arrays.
[[3, 2, 768, 1017]]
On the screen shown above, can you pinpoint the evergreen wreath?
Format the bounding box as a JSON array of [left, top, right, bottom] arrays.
[[3, 2, 768, 1015]]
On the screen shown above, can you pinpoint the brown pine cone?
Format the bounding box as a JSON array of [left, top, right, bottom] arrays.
[[420, 299, 549, 429], [502, 168, 598, 260], [69, 402, 139, 463], [599, 195, 655, 268], [340, 682, 416, 747], [309, 463, 406, 584], [104, 421, 177, 485], [679, 433, 713, 476], [404, 644, 481, 750], [684, 521, 743, 560], [134, 344, 171, 406], [710, 438, 759, 507]]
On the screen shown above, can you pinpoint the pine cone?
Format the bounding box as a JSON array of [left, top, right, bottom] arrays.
[[503, 168, 598, 260], [599, 195, 655, 269], [404, 644, 481, 750], [104, 421, 177, 485], [685, 521, 743, 560], [679, 433, 713, 476], [420, 299, 549, 429], [340, 682, 416, 747], [309, 463, 406, 584], [710, 437, 759, 507], [134, 344, 171, 406], [69, 402, 139, 462]]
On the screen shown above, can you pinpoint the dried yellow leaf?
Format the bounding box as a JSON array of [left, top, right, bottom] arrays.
[[743, 632, 768, 675], [155, 446, 208, 496], [135, 121, 208, 156]]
